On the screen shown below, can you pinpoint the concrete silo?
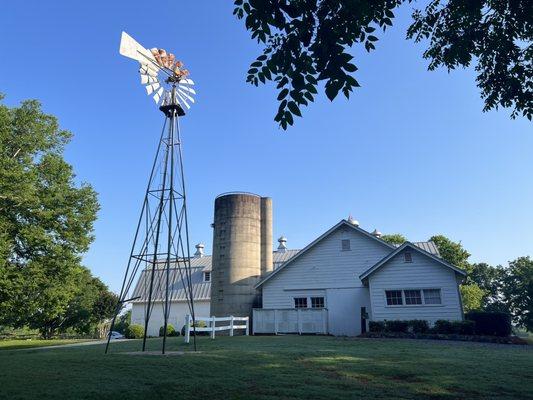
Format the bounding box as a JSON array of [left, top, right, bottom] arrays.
[[210, 193, 273, 317]]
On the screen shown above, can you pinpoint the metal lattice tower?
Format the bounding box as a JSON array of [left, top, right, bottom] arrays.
[[106, 33, 197, 354]]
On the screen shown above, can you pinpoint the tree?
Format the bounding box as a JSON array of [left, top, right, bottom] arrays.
[[460, 284, 486, 313], [429, 234, 470, 269], [381, 233, 407, 245], [468, 262, 505, 307], [234, 0, 532, 129], [114, 310, 132, 334], [60, 267, 119, 335], [502, 256, 532, 331], [0, 95, 100, 337]]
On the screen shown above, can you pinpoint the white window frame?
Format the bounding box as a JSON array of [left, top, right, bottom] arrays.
[[292, 296, 327, 309], [384, 288, 443, 307], [203, 271, 211, 283], [310, 296, 325, 309], [294, 297, 308, 308], [385, 290, 403, 306]]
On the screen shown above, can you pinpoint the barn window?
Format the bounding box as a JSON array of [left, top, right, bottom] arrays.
[[311, 297, 325, 308], [404, 290, 422, 305], [341, 239, 351, 251], [385, 290, 403, 305], [203, 271, 211, 282], [423, 289, 442, 305], [294, 297, 308, 308], [404, 252, 412, 263]]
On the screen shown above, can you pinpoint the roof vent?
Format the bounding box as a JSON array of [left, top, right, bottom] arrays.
[[277, 236, 287, 252], [194, 243, 205, 258], [347, 215, 359, 227], [372, 229, 382, 238]]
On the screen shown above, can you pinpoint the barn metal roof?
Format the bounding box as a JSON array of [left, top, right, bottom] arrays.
[[131, 250, 301, 303], [131, 239, 440, 302]]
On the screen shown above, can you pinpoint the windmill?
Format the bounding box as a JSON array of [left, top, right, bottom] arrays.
[[105, 32, 197, 354]]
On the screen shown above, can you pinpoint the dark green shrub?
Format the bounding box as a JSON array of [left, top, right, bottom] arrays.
[[466, 311, 512, 336], [180, 319, 208, 336], [159, 324, 177, 337], [433, 320, 454, 334], [369, 321, 385, 333], [433, 320, 476, 335], [408, 320, 429, 333], [451, 320, 475, 335], [125, 324, 144, 339], [385, 320, 409, 333]]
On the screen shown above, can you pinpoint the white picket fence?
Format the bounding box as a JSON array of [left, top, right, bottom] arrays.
[[184, 315, 249, 343], [253, 308, 328, 334]]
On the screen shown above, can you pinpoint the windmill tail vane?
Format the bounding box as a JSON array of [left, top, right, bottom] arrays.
[[118, 31, 196, 110]]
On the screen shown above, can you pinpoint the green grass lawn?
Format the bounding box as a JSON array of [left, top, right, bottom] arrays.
[[0, 336, 531, 400], [0, 338, 95, 350]]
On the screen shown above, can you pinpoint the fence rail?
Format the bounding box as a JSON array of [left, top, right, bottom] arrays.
[[184, 315, 249, 343]]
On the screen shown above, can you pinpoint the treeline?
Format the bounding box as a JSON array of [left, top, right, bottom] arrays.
[[381, 234, 532, 332], [0, 96, 117, 338]]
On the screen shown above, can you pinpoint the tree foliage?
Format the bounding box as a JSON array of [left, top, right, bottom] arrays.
[[234, 0, 532, 129], [381, 233, 407, 245], [430, 234, 470, 269], [502, 256, 532, 331], [460, 284, 486, 313], [0, 96, 113, 337]]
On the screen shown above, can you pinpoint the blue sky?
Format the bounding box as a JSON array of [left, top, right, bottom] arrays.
[[1, 1, 531, 292]]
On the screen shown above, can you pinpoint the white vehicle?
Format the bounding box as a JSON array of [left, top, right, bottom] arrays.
[[108, 331, 124, 340]]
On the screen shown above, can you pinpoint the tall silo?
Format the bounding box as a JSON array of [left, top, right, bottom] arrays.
[[210, 193, 272, 317]]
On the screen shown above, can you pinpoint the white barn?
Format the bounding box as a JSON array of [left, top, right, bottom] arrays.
[[254, 219, 465, 336], [130, 219, 466, 337], [130, 242, 298, 336]]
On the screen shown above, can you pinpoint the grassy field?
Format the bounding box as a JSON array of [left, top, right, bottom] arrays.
[[0, 338, 94, 350], [0, 336, 531, 400]]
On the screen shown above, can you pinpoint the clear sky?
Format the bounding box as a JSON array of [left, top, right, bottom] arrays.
[[1, 1, 531, 292]]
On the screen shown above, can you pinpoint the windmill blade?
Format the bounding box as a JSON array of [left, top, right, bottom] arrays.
[[119, 32, 157, 65], [140, 65, 158, 78], [153, 88, 165, 104], [175, 91, 191, 109], [178, 85, 196, 95], [141, 75, 158, 85], [145, 83, 161, 95], [179, 78, 195, 86], [177, 88, 195, 103]]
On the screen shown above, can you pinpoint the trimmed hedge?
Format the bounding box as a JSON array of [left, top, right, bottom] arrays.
[[159, 324, 178, 337], [361, 331, 527, 345], [369, 320, 429, 334], [465, 311, 512, 337], [409, 320, 430, 334], [433, 320, 475, 335], [125, 324, 144, 339]]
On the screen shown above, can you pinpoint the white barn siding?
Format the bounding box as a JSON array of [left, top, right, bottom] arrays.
[[131, 300, 210, 337], [326, 288, 370, 336], [261, 226, 391, 335], [368, 249, 463, 323]]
